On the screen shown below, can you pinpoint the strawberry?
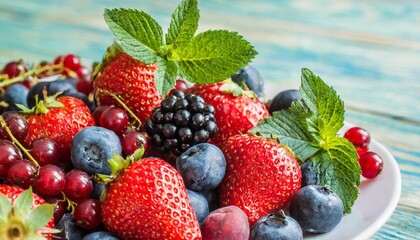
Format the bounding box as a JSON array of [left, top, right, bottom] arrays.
[[93, 50, 163, 124], [187, 80, 269, 147], [101, 157, 201, 240], [0, 184, 56, 239], [218, 134, 301, 225], [23, 94, 95, 162]]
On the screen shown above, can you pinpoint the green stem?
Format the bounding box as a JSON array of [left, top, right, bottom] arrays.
[[0, 64, 63, 88], [0, 116, 40, 168], [97, 88, 143, 128]]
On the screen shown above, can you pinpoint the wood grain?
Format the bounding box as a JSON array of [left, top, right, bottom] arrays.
[[0, 1, 419, 239]]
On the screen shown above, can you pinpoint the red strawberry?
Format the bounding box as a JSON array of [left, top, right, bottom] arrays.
[[188, 81, 269, 147], [219, 134, 301, 225], [23, 95, 95, 162], [93, 51, 162, 124], [101, 157, 201, 240], [0, 184, 56, 239]]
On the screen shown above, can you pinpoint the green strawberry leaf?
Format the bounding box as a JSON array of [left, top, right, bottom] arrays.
[[174, 30, 257, 84], [104, 8, 163, 64], [251, 68, 361, 214], [0, 194, 12, 222], [166, 0, 199, 47], [27, 203, 55, 232], [14, 187, 33, 219], [155, 57, 178, 97]]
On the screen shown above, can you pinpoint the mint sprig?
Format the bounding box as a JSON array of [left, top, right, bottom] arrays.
[[103, 0, 257, 97], [251, 68, 361, 214]]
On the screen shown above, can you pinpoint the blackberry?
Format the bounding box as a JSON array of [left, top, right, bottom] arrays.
[[145, 90, 217, 156]]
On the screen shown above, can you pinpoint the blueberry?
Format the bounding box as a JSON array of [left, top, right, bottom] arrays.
[[289, 185, 344, 233], [3, 83, 29, 112], [269, 89, 301, 113], [231, 65, 264, 98], [186, 189, 209, 225], [176, 143, 226, 191], [54, 213, 87, 240], [82, 231, 119, 240], [62, 89, 96, 113], [300, 161, 320, 187], [203, 190, 220, 212], [250, 210, 303, 240], [91, 179, 107, 200], [27, 78, 77, 108], [71, 126, 122, 175]]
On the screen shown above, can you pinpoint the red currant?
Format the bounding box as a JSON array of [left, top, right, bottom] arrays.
[[122, 130, 148, 156], [7, 159, 37, 189], [63, 169, 93, 203], [76, 77, 93, 96], [73, 199, 102, 230], [33, 164, 66, 196], [63, 54, 82, 72], [92, 105, 111, 125], [0, 112, 28, 143], [1, 60, 29, 78], [358, 151, 383, 179], [344, 127, 371, 149], [29, 137, 61, 166], [0, 139, 23, 178], [99, 106, 128, 135]]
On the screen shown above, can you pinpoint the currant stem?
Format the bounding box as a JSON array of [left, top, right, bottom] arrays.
[[97, 88, 142, 129], [0, 116, 40, 168], [0, 63, 63, 88]]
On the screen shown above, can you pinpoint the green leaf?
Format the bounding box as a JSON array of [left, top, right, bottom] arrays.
[[313, 138, 360, 213], [104, 8, 163, 64], [14, 187, 33, 219], [0, 194, 12, 221], [251, 68, 360, 214], [154, 57, 178, 97], [166, 0, 199, 47], [251, 110, 319, 161], [297, 69, 345, 141], [174, 30, 257, 84], [27, 203, 55, 232]]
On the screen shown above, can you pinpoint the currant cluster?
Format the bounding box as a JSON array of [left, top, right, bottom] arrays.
[[344, 126, 384, 179], [145, 90, 217, 156]]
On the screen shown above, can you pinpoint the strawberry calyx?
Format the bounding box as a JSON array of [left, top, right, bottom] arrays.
[[17, 89, 64, 115], [219, 79, 257, 99], [0, 187, 59, 239], [93, 147, 145, 186], [91, 42, 122, 81]]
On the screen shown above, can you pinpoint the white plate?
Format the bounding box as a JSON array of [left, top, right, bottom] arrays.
[[304, 123, 402, 240]]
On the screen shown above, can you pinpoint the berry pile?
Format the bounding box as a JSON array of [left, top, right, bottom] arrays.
[[0, 1, 386, 239]]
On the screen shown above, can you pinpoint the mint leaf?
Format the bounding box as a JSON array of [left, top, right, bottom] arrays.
[[173, 30, 257, 84], [252, 110, 319, 161], [166, 0, 199, 47], [155, 57, 178, 97], [298, 68, 345, 140], [104, 8, 163, 64], [251, 68, 360, 214], [313, 138, 360, 213]]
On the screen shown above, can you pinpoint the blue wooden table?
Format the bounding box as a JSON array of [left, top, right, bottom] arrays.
[[1, 0, 419, 239]]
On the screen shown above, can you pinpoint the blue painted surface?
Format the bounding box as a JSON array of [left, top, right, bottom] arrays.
[[0, 0, 419, 239]]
